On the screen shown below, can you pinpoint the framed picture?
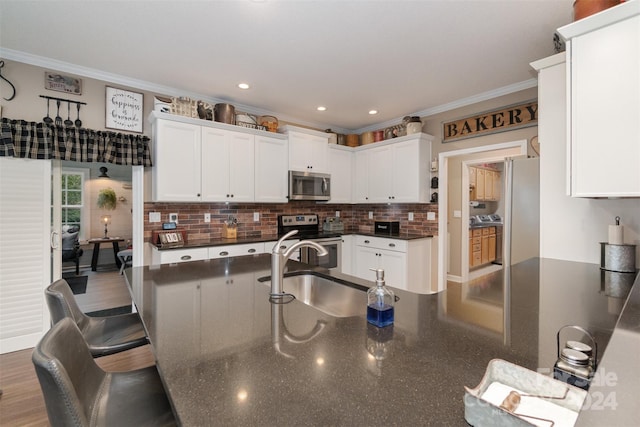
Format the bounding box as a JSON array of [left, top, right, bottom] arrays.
[[45, 71, 82, 95], [105, 86, 143, 133]]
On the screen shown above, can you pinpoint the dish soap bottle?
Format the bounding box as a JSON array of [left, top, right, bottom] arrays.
[[367, 268, 395, 328]]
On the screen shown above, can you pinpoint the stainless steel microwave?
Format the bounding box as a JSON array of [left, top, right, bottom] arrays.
[[288, 171, 331, 201]]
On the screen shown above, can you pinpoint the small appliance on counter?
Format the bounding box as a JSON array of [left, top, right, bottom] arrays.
[[374, 221, 400, 236], [323, 217, 344, 233], [600, 216, 636, 273]]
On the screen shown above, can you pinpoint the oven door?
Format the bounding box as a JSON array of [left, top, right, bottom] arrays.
[[300, 237, 341, 271]]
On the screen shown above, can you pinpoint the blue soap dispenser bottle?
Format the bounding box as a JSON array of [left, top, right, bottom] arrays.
[[367, 268, 394, 327]]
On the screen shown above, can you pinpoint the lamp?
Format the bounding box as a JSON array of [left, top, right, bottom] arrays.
[[101, 215, 111, 239], [99, 167, 109, 178]]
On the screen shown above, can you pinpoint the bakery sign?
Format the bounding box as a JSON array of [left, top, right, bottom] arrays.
[[442, 100, 537, 142]]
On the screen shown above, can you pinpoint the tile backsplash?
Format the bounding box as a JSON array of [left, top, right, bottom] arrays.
[[144, 202, 438, 243]]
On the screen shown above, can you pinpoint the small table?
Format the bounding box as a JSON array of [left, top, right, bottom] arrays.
[[87, 237, 125, 271]]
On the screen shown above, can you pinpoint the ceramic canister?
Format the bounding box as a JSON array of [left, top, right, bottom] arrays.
[[346, 134, 360, 147], [373, 130, 384, 142], [361, 131, 374, 145]]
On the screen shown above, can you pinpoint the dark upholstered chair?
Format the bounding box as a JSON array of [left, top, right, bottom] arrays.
[[45, 279, 148, 357], [61, 225, 83, 275], [32, 317, 176, 427]]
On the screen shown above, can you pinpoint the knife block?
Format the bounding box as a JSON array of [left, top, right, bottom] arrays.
[[223, 224, 237, 239]]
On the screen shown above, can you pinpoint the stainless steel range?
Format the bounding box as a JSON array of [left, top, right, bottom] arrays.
[[277, 214, 342, 271]]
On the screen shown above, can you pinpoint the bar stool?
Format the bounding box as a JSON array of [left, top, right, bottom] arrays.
[[45, 279, 148, 357], [32, 317, 176, 427], [117, 249, 133, 274]]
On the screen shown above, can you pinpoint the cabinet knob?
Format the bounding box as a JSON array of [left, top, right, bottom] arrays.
[[180, 255, 192, 261], [248, 248, 256, 253], [197, 193, 201, 197], [226, 194, 230, 197], [364, 240, 370, 244], [230, 194, 234, 198], [220, 251, 229, 256]]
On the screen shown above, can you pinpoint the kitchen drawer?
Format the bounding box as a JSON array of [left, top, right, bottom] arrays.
[[355, 235, 407, 252], [488, 226, 496, 234], [209, 242, 265, 259], [153, 247, 208, 265], [472, 243, 482, 252], [471, 229, 483, 237], [482, 227, 490, 236], [472, 251, 482, 267], [472, 236, 482, 245]]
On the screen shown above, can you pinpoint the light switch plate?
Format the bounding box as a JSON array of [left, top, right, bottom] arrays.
[[368, 211, 373, 219], [453, 210, 462, 218], [253, 212, 260, 222], [149, 212, 161, 223], [427, 212, 436, 221], [204, 213, 211, 223], [408, 212, 414, 221], [335, 211, 340, 218]]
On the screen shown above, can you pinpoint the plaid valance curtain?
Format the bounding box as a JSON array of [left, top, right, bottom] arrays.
[[0, 118, 152, 166]]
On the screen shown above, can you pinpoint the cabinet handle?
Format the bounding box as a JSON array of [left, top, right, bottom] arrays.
[[389, 243, 396, 247], [230, 194, 234, 198], [226, 194, 230, 197], [364, 240, 370, 244], [279, 245, 287, 250], [219, 251, 229, 256], [180, 255, 192, 261], [248, 248, 256, 253]]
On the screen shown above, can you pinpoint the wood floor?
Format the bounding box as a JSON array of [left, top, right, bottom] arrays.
[[0, 267, 155, 427]]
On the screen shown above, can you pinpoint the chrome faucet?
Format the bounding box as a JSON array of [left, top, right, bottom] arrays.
[[270, 230, 328, 297]]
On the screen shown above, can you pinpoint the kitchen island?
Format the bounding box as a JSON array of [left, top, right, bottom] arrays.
[[125, 256, 636, 426]]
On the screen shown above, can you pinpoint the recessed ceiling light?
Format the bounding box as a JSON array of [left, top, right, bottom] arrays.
[[238, 83, 250, 90], [369, 110, 378, 115], [317, 106, 327, 111]]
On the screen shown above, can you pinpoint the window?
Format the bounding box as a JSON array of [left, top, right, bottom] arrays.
[[60, 168, 89, 240]]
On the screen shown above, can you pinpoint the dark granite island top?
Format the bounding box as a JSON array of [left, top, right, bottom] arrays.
[[125, 257, 636, 426]]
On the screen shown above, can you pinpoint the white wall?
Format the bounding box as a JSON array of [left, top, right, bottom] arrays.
[[537, 54, 639, 265]]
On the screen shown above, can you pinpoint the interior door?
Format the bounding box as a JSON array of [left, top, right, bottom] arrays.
[[0, 158, 52, 353]]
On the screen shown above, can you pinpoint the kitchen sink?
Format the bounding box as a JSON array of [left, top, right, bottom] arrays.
[[259, 271, 367, 318]]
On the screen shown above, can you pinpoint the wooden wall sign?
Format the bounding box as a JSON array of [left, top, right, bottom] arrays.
[[442, 100, 538, 142]]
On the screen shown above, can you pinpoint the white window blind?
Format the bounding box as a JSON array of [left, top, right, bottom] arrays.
[[0, 158, 51, 353]]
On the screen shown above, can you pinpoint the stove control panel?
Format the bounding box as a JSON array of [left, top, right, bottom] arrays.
[[280, 214, 318, 225]]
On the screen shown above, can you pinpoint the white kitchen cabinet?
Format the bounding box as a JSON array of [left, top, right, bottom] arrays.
[[340, 234, 353, 275], [353, 235, 432, 293], [557, 1, 640, 197], [254, 135, 288, 203], [284, 126, 329, 173], [208, 242, 265, 259], [151, 246, 209, 265], [201, 127, 254, 202], [327, 145, 353, 204], [354, 133, 432, 203], [152, 119, 202, 202]]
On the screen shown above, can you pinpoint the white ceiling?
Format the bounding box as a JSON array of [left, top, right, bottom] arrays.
[[0, 0, 573, 133]]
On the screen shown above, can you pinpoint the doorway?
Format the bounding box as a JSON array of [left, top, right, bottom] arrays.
[[436, 140, 527, 292]]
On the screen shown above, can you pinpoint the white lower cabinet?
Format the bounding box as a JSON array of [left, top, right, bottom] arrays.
[[340, 234, 353, 275], [151, 247, 208, 265], [353, 235, 432, 293], [209, 242, 265, 259]]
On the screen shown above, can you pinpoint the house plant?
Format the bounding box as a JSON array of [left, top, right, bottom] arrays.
[[97, 187, 117, 210]]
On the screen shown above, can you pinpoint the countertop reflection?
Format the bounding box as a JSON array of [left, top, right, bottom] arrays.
[[125, 256, 636, 426]]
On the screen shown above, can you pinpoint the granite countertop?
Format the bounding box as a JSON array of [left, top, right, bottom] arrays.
[[125, 257, 637, 426], [152, 232, 433, 250]]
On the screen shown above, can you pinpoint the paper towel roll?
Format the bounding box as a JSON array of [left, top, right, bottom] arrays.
[[608, 225, 624, 245]]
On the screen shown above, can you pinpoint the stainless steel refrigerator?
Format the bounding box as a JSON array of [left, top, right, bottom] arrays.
[[502, 156, 540, 267]]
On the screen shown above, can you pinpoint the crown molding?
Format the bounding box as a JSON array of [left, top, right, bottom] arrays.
[[1, 47, 537, 134]]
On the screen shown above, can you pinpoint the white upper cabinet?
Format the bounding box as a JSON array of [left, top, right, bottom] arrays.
[[557, 1, 640, 197], [254, 134, 288, 203], [284, 126, 329, 173], [201, 127, 254, 202], [327, 145, 353, 204], [150, 112, 287, 203], [354, 133, 433, 203], [152, 119, 202, 202]]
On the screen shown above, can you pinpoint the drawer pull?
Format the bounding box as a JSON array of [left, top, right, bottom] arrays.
[[364, 240, 370, 244], [219, 251, 229, 256], [180, 255, 192, 261], [248, 248, 256, 253], [389, 243, 396, 247]]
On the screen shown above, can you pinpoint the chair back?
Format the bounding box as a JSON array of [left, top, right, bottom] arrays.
[[32, 317, 107, 427], [46, 279, 90, 330]]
